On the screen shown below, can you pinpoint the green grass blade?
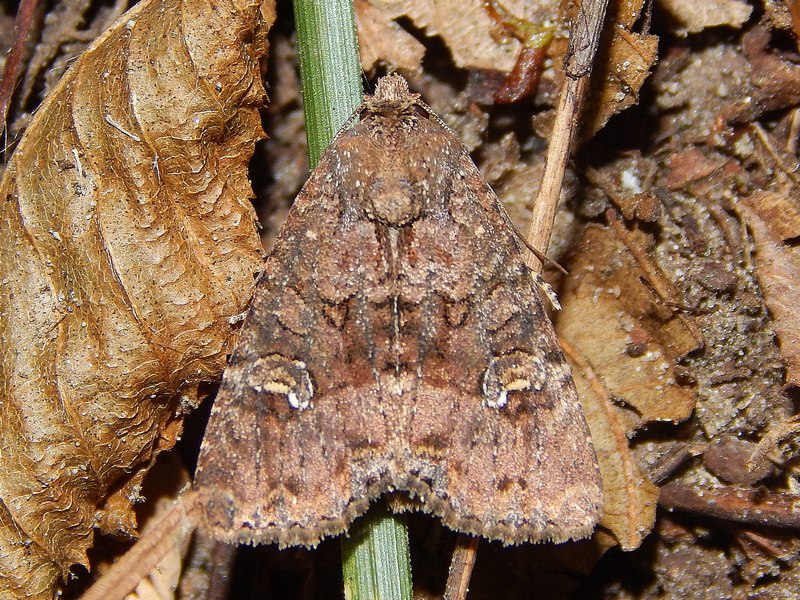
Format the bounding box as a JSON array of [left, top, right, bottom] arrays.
[[342, 504, 413, 600], [294, 0, 362, 166]]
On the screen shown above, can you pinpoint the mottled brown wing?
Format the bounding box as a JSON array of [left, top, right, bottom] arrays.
[[194, 148, 395, 547], [390, 147, 602, 543], [195, 73, 602, 548]]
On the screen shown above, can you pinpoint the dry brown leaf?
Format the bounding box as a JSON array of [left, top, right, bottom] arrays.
[[356, 0, 547, 74], [562, 337, 660, 551], [355, 0, 426, 73], [742, 189, 800, 242], [739, 192, 800, 388], [0, 0, 274, 597], [666, 148, 730, 189], [581, 0, 659, 136], [560, 224, 699, 424], [557, 224, 698, 549], [659, 0, 753, 36]]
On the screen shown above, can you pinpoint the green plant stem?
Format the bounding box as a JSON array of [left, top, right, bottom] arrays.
[[294, 0, 363, 166], [292, 1, 413, 598], [342, 503, 413, 600]]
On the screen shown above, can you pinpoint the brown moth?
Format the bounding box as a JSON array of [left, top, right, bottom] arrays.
[[194, 74, 602, 548]]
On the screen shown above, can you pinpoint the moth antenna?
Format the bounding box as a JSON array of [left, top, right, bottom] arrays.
[[332, 104, 364, 142], [504, 215, 569, 276], [415, 97, 455, 133]]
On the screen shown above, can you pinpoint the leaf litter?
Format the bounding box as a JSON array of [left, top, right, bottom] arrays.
[[2, 0, 800, 597]]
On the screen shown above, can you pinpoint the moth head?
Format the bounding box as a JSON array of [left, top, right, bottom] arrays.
[[361, 74, 428, 139], [369, 74, 421, 108]]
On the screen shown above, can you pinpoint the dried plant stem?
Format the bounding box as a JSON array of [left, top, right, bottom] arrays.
[[659, 484, 800, 529], [443, 535, 479, 600], [293, 0, 413, 597], [79, 492, 200, 600], [0, 0, 40, 138], [525, 0, 610, 272], [525, 74, 588, 272], [750, 121, 800, 185]]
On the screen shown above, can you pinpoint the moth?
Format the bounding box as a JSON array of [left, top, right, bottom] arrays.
[[194, 74, 602, 548]]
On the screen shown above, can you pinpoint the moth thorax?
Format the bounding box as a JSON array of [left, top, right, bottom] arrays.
[[365, 182, 422, 226]]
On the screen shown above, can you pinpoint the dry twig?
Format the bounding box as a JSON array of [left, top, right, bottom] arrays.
[[659, 483, 800, 529], [0, 0, 40, 137], [525, 0, 610, 272], [80, 493, 201, 600], [443, 535, 480, 600]]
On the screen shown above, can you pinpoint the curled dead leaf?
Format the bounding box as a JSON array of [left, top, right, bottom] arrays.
[[356, 0, 528, 74], [0, 0, 273, 597], [659, 0, 752, 36], [557, 223, 699, 549], [581, 0, 658, 136], [738, 191, 800, 389], [355, 0, 426, 74], [561, 338, 660, 551]]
